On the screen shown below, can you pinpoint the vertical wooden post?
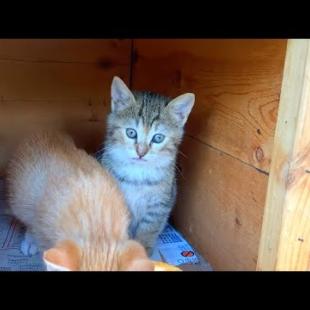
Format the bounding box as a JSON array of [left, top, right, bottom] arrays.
[[257, 39, 310, 270]]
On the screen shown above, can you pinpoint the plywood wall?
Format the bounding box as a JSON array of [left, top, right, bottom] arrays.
[[131, 39, 287, 270], [0, 39, 131, 175]]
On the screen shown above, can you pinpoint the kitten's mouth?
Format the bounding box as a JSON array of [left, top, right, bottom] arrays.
[[131, 157, 147, 162]]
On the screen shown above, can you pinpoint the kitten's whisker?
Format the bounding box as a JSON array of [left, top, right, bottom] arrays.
[[177, 150, 188, 159], [174, 164, 185, 180], [94, 150, 103, 156], [95, 145, 112, 155]]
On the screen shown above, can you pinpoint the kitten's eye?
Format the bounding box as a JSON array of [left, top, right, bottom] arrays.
[[152, 133, 165, 144], [126, 128, 137, 139]]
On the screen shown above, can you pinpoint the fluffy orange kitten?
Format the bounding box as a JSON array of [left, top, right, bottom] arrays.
[[6, 131, 153, 271]]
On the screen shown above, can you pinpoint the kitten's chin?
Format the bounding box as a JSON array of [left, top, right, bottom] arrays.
[[130, 157, 148, 163]]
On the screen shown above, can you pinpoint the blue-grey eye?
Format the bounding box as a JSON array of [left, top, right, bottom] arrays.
[[152, 133, 165, 144], [126, 128, 137, 139]]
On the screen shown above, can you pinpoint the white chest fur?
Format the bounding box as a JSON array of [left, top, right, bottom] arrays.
[[119, 182, 161, 222]]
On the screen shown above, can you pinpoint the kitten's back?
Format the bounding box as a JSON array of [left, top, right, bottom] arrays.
[[7, 131, 129, 247]]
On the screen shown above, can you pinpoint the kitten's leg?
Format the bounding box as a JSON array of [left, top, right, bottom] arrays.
[[128, 219, 138, 239], [20, 229, 39, 257], [135, 222, 166, 256], [134, 209, 170, 256]]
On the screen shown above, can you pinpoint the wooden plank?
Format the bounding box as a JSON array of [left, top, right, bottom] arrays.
[[0, 39, 131, 174], [172, 136, 268, 271], [0, 39, 129, 64], [132, 39, 287, 172], [0, 99, 106, 174], [257, 39, 310, 271], [0, 39, 131, 100]]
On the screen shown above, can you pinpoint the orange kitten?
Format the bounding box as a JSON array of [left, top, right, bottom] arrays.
[[6, 131, 153, 271]]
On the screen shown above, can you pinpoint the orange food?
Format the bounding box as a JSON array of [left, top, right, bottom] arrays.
[[153, 261, 182, 271]]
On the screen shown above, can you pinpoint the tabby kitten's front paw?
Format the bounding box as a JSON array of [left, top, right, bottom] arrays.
[[146, 247, 154, 257], [20, 231, 39, 257]]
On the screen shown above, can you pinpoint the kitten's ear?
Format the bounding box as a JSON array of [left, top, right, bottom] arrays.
[[111, 76, 135, 113], [43, 240, 81, 272], [119, 240, 154, 271], [167, 93, 195, 126]]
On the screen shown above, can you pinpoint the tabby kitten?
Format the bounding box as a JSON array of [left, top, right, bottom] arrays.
[[100, 77, 195, 255]]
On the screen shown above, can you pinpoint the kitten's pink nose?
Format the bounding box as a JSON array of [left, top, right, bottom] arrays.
[[136, 144, 149, 158]]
